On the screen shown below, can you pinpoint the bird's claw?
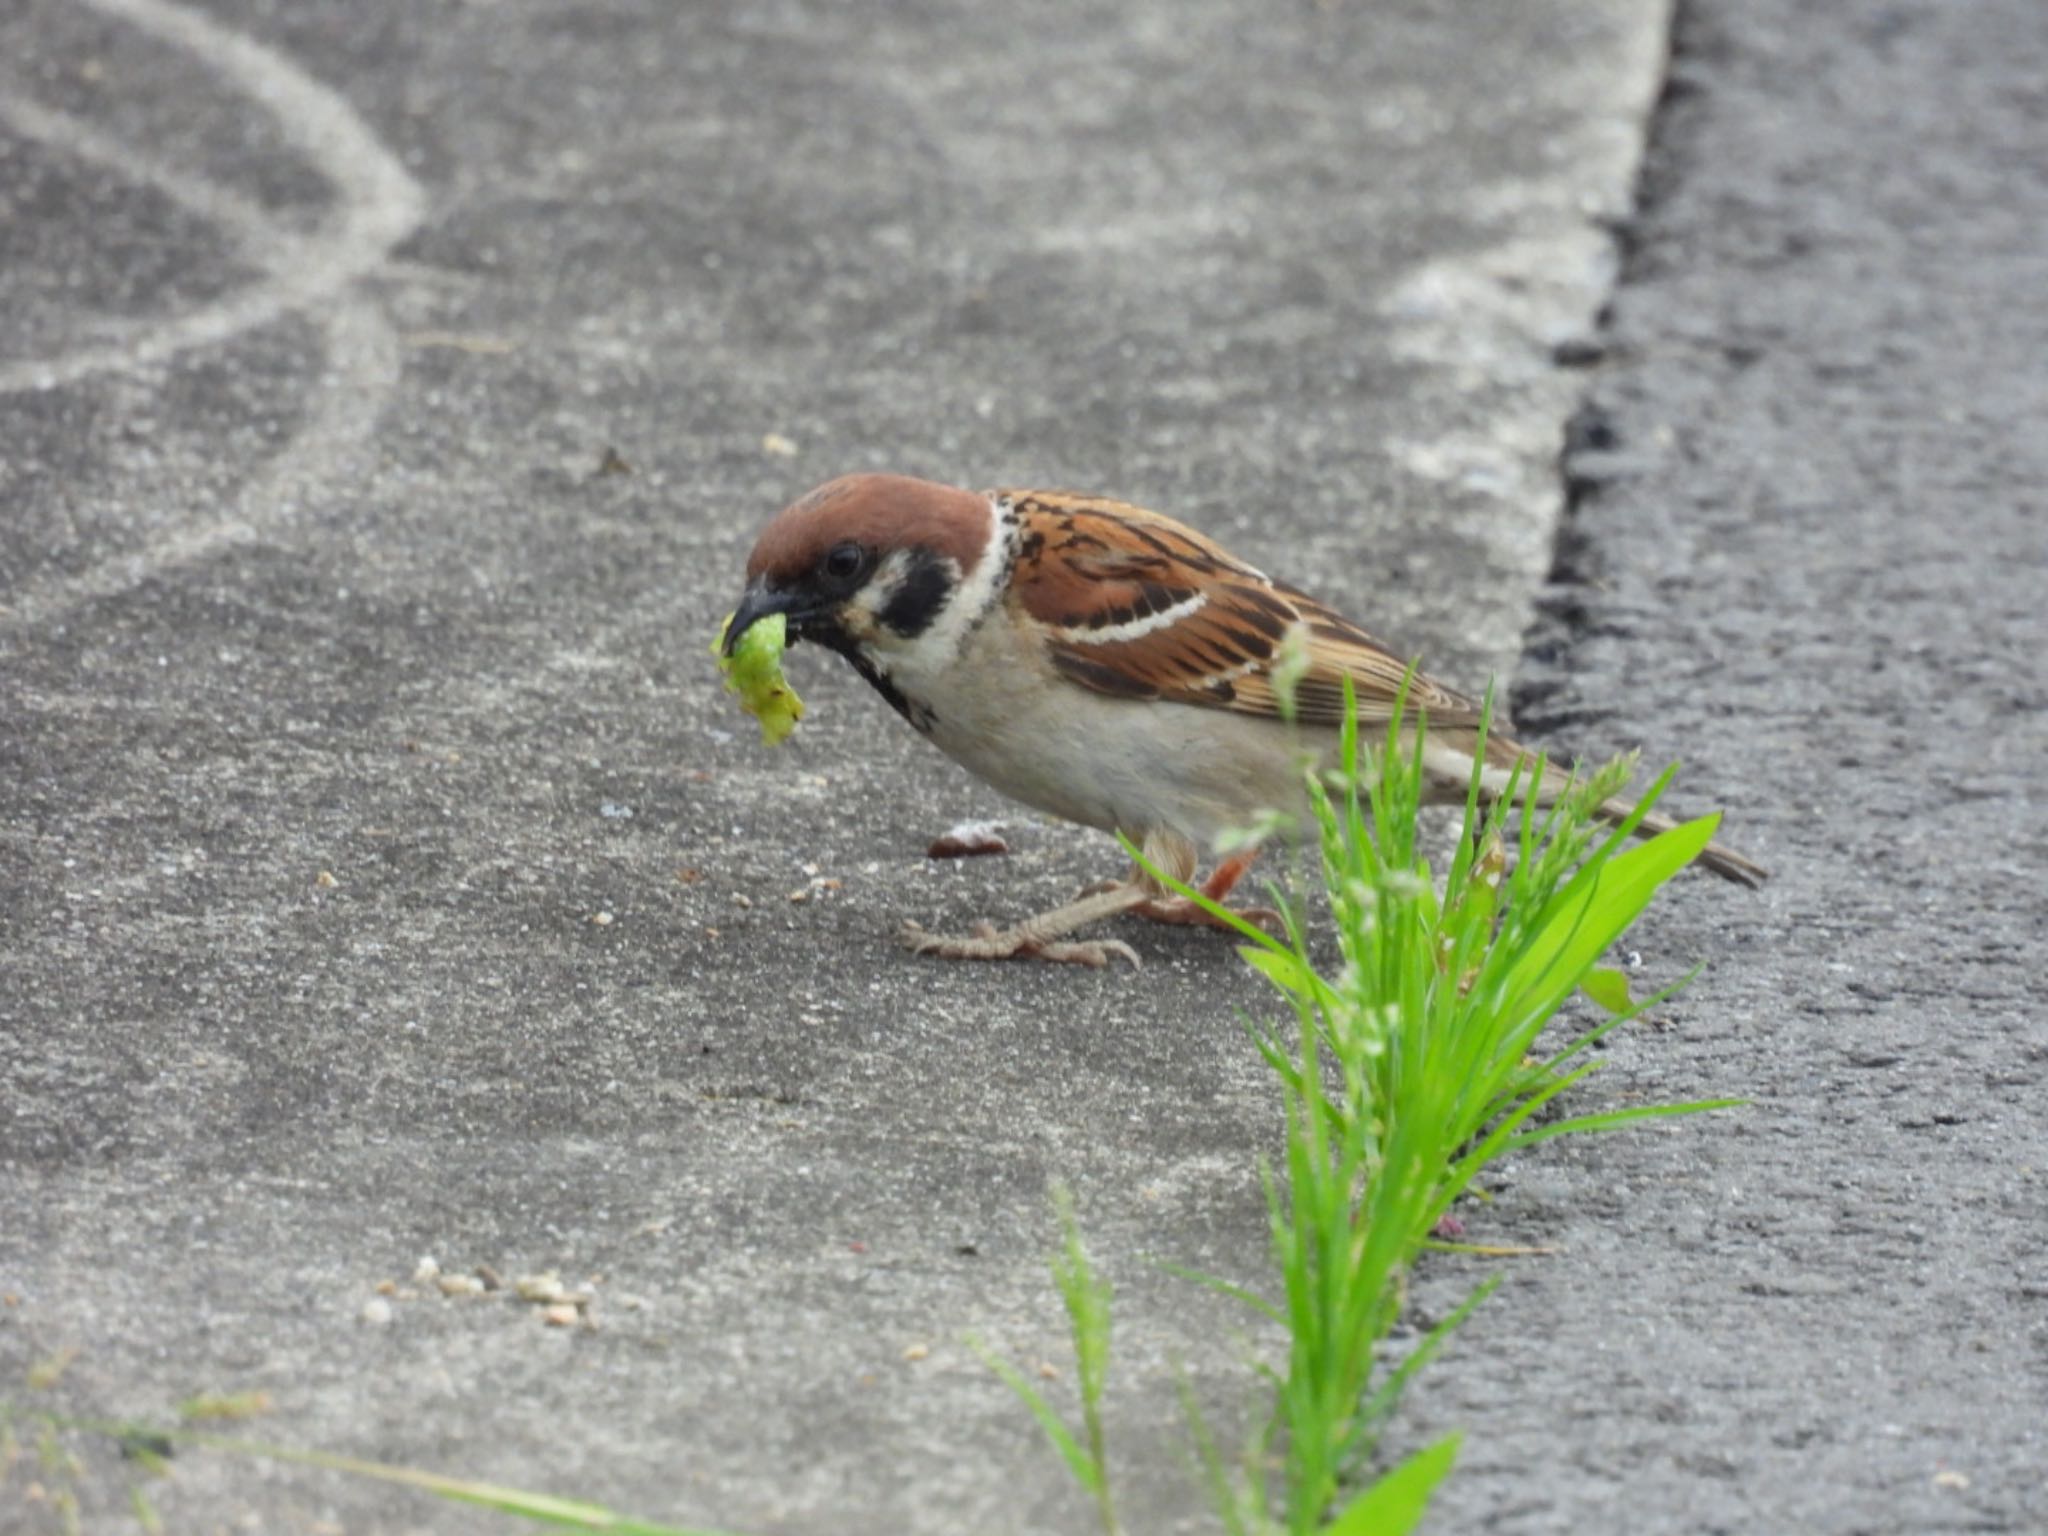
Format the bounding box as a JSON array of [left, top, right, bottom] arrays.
[[1130, 896, 1284, 937], [901, 920, 1141, 970]]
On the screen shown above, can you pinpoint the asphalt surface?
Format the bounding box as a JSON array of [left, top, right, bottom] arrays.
[[2, 0, 2042, 1533], [1401, 2, 2048, 1530]]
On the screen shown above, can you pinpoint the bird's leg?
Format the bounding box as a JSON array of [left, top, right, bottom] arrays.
[[903, 881, 1148, 969], [1127, 851, 1283, 935], [905, 834, 1279, 967]]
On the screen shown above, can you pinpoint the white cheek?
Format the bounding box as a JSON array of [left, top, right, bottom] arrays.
[[894, 495, 1011, 664]]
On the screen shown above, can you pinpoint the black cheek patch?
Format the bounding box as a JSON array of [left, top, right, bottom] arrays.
[[877, 551, 953, 639]]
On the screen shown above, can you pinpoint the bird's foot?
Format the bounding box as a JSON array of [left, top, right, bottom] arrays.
[[1120, 850, 1281, 935], [903, 880, 1150, 969], [1129, 896, 1285, 936], [902, 919, 1140, 970]]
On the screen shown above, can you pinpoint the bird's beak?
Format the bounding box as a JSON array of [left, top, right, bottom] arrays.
[[722, 581, 801, 657]]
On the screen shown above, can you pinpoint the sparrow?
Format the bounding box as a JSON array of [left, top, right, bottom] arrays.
[[721, 473, 1766, 968]]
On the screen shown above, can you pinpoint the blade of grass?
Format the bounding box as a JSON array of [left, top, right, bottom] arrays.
[[1, 1410, 744, 1536], [1353, 1279, 1497, 1440], [1320, 1433, 1460, 1536], [971, 1345, 1103, 1497], [1151, 1259, 1286, 1329], [1499, 1097, 1747, 1155]]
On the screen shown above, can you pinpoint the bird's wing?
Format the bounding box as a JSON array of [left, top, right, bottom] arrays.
[[995, 489, 1486, 729]]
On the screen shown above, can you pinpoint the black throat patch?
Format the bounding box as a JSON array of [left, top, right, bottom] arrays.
[[802, 622, 937, 735], [847, 650, 937, 735]]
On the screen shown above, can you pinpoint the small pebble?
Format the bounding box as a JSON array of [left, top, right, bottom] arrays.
[[515, 1273, 566, 1304]]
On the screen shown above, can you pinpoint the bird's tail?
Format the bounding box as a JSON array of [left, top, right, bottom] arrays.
[[1590, 792, 1769, 886], [1430, 727, 1769, 886]]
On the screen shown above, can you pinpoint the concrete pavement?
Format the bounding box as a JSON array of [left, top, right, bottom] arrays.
[[1, 1, 1671, 1529]]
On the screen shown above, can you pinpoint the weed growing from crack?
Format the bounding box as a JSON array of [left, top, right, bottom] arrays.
[[987, 682, 1737, 1533]]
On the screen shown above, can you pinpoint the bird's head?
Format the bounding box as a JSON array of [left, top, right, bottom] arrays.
[[723, 473, 998, 664]]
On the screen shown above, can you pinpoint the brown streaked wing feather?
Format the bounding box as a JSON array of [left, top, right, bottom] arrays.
[[997, 490, 1486, 728]]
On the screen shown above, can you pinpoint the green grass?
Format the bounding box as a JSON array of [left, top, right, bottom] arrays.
[[0, 1404, 746, 1536], [987, 681, 1735, 1533], [6, 1357, 736, 1534], [971, 1184, 1124, 1536]]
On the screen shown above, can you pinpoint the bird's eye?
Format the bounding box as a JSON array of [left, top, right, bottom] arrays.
[[821, 542, 866, 582]]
